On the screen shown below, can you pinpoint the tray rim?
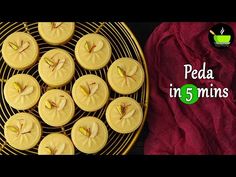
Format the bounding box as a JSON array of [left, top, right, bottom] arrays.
[[121, 22, 149, 155]]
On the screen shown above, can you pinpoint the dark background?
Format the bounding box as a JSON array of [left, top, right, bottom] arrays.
[[126, 23, 160, 154]]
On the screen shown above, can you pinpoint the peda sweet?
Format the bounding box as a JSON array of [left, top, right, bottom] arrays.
[[106, 97, 143, 134], [2, 32, 39, 70], [74, 33, 112, 70], [4, 112, 42, 150], [72, 74, 109, 112], [71, 116, 108, 154], [38, 48, 75, 87], [38, 22, 75, 45], [4, 74, 41, 110], [38, 133, 75, 155], [38, 89, 75, 127], [107, 58, 144, 94]]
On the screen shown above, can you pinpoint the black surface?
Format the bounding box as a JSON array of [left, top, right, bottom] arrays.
[[126, 23, 160, 154], [126, 23, 160, 48]]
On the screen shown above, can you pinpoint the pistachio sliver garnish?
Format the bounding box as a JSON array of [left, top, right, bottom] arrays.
[[79, 127, 90, 137], [116, 105, 123, 115], [84, 41, 90, 52], [55, 143, 66, 155], [52, 22, 63, 28], [18, 41, 30, 53], [21, 121, 33, 134], [55, 58, 65, 71], [6, 125, 19, 134], [13, 82, 22, 93], [45, 146, 53, 155], [9, 42, 19, 50], [122, 109, 136, 119], [20, 86, 34, 96], [127, 65, 138, 77], [80, 85, 89, 96], [89, 83, 99, 96], [89, 43, 96, 53], [45, 100, 52, 109], [93, 41, 103, 52], [44, 57, 54, 66], [57, 98, 67, 111], [117, 66, 126, 77], [50, 101, 58, 108], [16, 119, 24, 130], [45, 100, 57, 108], [90, 122, 98, 138], [118, 103, 132, 119]]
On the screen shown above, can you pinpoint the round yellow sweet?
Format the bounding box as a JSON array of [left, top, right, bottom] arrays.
[[107, 58, 145, 94], [38, 48, 75, 87], [38, 133, 75, 155], [74, 33, 112, 70], [4, 74, 41, 110], [106, 97, 143, 134], [2, 32, 39, 70], [38, 22, 75, 45], [38, 89, 75, 127], [72, 74, 109, 112], [4, 113, 42, 150], [71, 116, 108, 154]]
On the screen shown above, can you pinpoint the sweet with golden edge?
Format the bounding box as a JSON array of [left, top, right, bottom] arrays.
[[107, 57, 145, 94], [38, 133, 75, 155], [38, 22, 75, 45], [106, 97, 143, 134], [74, 33, 112, 70], [71, 116, 108, 154], [38, 48, 75, 87], [72, 74, 109, 112], [38, 89, 75, 127], [4, 113, 42, 150], [2, 32, 39, 70], [4, 74, 41, 110]]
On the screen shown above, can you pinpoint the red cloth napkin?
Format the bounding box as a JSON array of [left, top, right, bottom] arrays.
[[144, 22, 236, 155]]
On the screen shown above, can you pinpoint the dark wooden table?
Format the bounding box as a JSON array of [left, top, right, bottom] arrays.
[[125, 23, 160, 154]]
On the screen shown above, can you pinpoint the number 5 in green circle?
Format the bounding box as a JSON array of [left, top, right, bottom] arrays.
[[180, 84, 199, 104]]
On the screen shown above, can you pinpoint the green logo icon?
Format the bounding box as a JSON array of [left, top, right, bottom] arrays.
[[209, 23, 234, 48], [180, 84, 199, 104], [213, 35, 231, 44], [210, 28, 231, 45]]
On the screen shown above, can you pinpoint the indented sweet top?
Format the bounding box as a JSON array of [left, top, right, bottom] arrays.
[[38, 22, 75, 45], [38, 48, 75, 87], [38, 89, 75, 127], [74, 33, 112, 70], [106, 97, 143, 134], [4, 113, 42, 150], [2, 32, 39, 70], [71, 116, 108, 154], [4, 74, 41, 110], [107, 58, 145, 94], [72, 74, 109, 112], [38, 133, 75, 155]]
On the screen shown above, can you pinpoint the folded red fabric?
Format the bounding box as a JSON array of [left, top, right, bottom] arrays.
[[144, 22, 236, 155]]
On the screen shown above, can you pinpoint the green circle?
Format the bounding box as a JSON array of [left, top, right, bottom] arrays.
[[180, 84, 199, 104]]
